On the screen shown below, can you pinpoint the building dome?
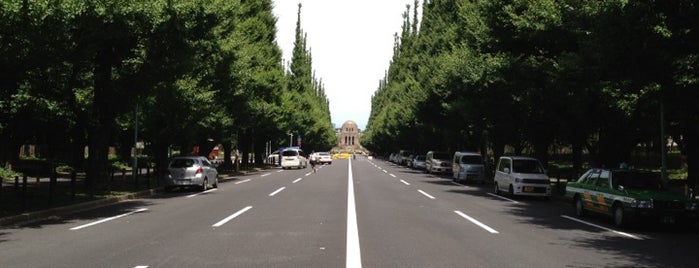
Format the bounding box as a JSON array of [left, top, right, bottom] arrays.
[[337, 120, 361, 151]]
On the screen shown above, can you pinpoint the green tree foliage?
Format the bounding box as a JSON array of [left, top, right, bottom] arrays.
[[281, 4, 336, 152], [365, 0, 699, 190], [0, 0, 304, 189]]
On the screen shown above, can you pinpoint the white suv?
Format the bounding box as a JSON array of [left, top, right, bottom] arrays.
[[281, 148, 307, 169], [493, 156, 551, 198]]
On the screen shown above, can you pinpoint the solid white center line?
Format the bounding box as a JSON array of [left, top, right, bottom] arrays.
[[487, 193, 519, 204], [186, 188, 217, 198], [235, 179, 251, 184], [389, 173, 396, 178], [261, 173, 271, 177], [213, 206, 253, 227], [269, 187, 286, 197], [561, 215, 642, 240], [71, 208, 148, 230], [454, 210, 499, 234], [293, 178, 302, 183], [400, 180, 411, 186], [134, 266, 148, 268], [347, 158, 362, 268], [418, 189, 436, 199]]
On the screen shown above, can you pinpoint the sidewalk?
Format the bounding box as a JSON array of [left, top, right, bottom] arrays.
[[0, 168, 263, 227]]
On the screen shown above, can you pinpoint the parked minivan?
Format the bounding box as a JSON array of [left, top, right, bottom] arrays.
[[426, 151, 452, 174], [493, 156, 551, 198], [281, 148, 307, 169], [452, 151, 485, 183]]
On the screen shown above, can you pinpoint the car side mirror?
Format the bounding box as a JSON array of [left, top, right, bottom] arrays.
[[503, 168, 510, 174]]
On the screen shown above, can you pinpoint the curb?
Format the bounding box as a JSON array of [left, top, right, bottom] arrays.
[[0, 188, 160, 228]]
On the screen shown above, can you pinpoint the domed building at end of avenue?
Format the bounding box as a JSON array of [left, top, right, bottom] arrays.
[[334, 120, 364, 153]]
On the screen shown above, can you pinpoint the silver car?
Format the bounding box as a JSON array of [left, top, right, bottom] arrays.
[[165, 156, 219, 192]]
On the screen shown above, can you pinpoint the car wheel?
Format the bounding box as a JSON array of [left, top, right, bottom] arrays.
[[575, 196, 586, 217], [201, 178, 208, 191], [508, 184, 515, 196], [213, 177, 218, 188], [494, 183, 500, 195], [613, 203, 626, 227]]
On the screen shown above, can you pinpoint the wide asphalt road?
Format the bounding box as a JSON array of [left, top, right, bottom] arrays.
[[1, 156, 698, 267]]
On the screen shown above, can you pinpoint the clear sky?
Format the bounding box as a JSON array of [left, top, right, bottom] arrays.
[[273, 0, 418, 131]]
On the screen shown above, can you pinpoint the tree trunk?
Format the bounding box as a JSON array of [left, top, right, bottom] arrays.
[[152, 141, 170, 183], [686, 125, 698, 195], [86, 49, 114, 192]]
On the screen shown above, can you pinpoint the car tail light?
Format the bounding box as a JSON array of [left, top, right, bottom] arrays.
[[196, 167, 204, 175]]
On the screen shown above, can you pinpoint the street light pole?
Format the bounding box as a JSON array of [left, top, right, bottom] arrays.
[[288, 132, 293, 147]]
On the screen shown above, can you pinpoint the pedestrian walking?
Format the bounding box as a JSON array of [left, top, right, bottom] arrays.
[[310, 151, 317, 173]]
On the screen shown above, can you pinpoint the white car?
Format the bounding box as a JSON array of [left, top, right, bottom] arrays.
[[493, 156, 551, 198], [281, 148, 307, 169], [316, 152, 333, 164]]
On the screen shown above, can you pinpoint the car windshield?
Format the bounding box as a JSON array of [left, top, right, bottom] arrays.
[[415, 156, 425, 161], [612, 171, 664, 190], [170, 158, 195, 168], [282, 150, 298, 157], [461, 155, 483, 164], [512, 159, 545, 174], [433, 153, 451, 160]]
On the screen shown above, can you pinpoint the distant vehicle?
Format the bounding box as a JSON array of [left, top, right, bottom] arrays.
[[426, 151, 452, 174], [566, 168, 699, 227], [281, 148, 307, 169], [316, 152, 333, 164], [411, 155, 426, 170], [267, 151, 280, 166], [164, 156, 218, 192], [398, 150, 413, 166], [389, 153, 399, 163], [452, 151, 485, 183], [493, 156, 551, 198]]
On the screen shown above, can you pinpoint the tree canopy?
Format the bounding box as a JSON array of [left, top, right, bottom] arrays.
[[0, 0, 336, 191], [363, 0, 699, 189]]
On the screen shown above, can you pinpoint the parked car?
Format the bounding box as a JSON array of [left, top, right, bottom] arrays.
[[281, 148, 307, 169], [411, 155, 426, 170], [405, 154, 415, 168], [493, 156, 551, 198], [426, 151, 452, 174], [267, 151, 280, 166], [164, 156, 218, 192], [389, 153, 399, 163], [398, 150, 413, 166], [317, 152, 333, 165], [566, 168, 699, 227], [452, 151, 485, 183]]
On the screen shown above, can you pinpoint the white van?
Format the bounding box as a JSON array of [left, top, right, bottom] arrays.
[[493, 156, 551, 198], [426, 151, 452, 174], [452, 152, 485, 183], [281, 148, 307, 169]]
